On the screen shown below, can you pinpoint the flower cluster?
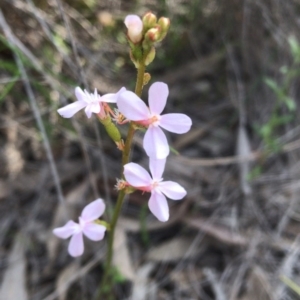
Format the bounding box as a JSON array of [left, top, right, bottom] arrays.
[[124, 13, 170, 67], [53, 13, 192, 257]]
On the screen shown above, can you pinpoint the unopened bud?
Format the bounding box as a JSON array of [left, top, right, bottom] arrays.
[[145, 47, 156, 66], [157, 17, 170, 42], [124, 15, 143, 43], [142, 12, 157, 29], [145, 26, 161, 42], [158, 17, 170, 32], [99, 115, 122, 143], [95, 220, 111, 230], [129, 49, 140, 68], [143, 73, 151, 85]]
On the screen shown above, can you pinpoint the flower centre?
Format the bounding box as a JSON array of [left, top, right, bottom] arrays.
[[149, 115, 161, 126], [79, 217, 88, 230], [135, 114, 161, 127], [151, 178, 163, 191]]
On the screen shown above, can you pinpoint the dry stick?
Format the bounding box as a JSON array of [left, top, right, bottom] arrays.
[[0, 10, 66, 207], [275, 235, 300, 300], [0, 9, 62, 91], [11, 40, 67, 217], [55, 0, 112, 207], [203, 269, 227, 300], [54, 0, 101, 200], [226, 44, 252, 197], [276, 156, 300, 238], [177, 138, 300, 167], [0, 8, 97, 217], [54, 0, 88, 88], [42, 250, 106, 300], [24, 0, 78, 73], [24, 0, 109, 204]]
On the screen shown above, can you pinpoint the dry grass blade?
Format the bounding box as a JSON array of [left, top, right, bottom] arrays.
[[158, 51, 225, 84], [43, 252, 105, 300], [275, 236, 300, 300], [203, 268, 226, 300], [56, 262, 79, 300], [113, 225, 135, 281], [0, 233, 28, 300], [146, 236, 197, 262], [131, 263, 155, 300], [4, 121, 24, 179], [240, 266, 273, 300], [177, 138, 300, 167], [0, 9, 67, 221], [184, 216, 248, 247], [0, 9, 63, 93], [236, 126, 252, 195]]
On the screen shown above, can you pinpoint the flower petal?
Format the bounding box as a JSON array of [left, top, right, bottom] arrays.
[[81, 199, 105, 222], [149, 157, 166, 180], [83, 223, 106, 241], [75, 87, 87, 103], [117, 91, 150, 120], [101, 87, 126, 103], [148, 192, 169, 222], [144, 126, 169, 159], [124, 15, 143, 43], [68, 232, 84, 257], [53, 220, 79, 239], [158, 181, 187, 200], [159, 113, 192, 134], [90, 102, 101, 114], [85, 104, 93, 118], [124, 163, 152, 187], [124, 15, 143, 34], [148, 82, 168, 115], [57, 101, 86, 118]]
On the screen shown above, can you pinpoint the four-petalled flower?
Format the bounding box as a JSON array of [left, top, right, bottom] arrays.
[[53, 199, 106, 257], [117, 82, 192, 159], [57, 86, 125, 119], [124, 158, 186, 222]]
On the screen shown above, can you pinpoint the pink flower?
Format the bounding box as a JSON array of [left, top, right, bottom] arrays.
[[124, 15, 143, 43], [57, 87, 125, 119], [53, 199, 106, 257], [124, 158, 186, 222], [117, 82, 192, 159]]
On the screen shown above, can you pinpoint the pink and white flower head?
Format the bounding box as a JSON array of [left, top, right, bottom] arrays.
[[124, 15, 143, 43], [117, 82, 192, 159], [57, 86, 125, 119], [124, 158, 186, 222], [53, 199, 106, 257]]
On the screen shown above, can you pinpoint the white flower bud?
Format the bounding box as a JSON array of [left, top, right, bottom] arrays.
[[124, 15, 143, 43]]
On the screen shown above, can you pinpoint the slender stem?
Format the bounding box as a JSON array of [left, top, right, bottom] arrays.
[[102, 189, 125, 282], [98, 59, 146, 298], [122, 61, 145, 166], [135, 61, 146, 97]]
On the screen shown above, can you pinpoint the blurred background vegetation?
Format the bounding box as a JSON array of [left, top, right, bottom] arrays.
[[1, 0, 300, 299]]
